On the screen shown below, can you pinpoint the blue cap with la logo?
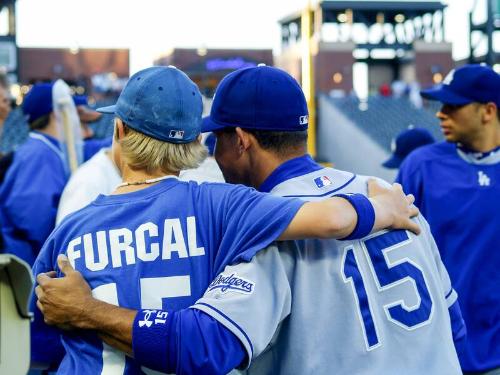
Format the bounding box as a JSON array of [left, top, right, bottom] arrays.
[[420, 64, 500, 107]]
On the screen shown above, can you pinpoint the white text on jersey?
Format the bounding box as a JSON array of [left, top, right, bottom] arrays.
[[66, 216, 205, 271]]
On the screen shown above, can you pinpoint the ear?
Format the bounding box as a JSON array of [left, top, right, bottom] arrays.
[[482, 102, 498, 124], [235, 127, 255, 152], [115, 118, 126, 140]]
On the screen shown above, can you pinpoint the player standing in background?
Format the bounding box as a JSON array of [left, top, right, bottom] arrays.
[[32, 66, 419, 374], [0, 83, 70, 265], [72, 94, 114, 162], [397, 64, 500, 375], [35, 67, 461, 375], [0, 84, 11, 133]]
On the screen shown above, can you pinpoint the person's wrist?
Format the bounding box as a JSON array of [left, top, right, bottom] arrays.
[[71, 296, 103, 330], [336, 193, 375, 240], [369, 196, 392, 232], [133, 309, 172, 372]]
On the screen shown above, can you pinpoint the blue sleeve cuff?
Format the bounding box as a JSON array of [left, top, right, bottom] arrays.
[[132, 307, 246, 374], [132, 309, 174, 373], [335, 193, 375, 240], [448, 300, 467, 355]]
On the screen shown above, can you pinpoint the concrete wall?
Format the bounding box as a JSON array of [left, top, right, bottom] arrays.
[[314, 42, 355, 93], [414, 41, 454, 87], [317, 95, 397, 182]]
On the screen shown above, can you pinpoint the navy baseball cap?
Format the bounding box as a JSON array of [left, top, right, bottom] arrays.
[[97, 66, 203, 144], [420, 64, 500, 107], [22, 83, 54, 123], [382, 127, 435, 169], [202, 66, 309, 132]]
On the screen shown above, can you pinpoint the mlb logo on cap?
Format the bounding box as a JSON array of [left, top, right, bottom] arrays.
[[169, 130, 185, 140], [314, 176, 332, 189]]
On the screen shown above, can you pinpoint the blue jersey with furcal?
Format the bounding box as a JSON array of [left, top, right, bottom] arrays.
[[0, 132, 69, 265], [31, 177, 303, 374], [397, 141, 500, 372]]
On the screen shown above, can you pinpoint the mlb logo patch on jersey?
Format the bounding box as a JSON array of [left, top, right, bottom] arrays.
[[169, 130, 185, 139], [299, 115, 309, 125], [314, 176, 332, 189]]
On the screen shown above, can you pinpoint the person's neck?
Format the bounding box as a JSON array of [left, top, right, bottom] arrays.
[[36, 121, 61, 140], [248, 148, 306, 189], [113, 165, 179, 194], [461, 125, 500, 152]]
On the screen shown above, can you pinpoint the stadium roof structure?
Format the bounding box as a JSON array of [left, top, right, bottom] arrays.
[[279, 0, 447, 52], [469, 0, 500, 65], [280, 1, 444, 24]]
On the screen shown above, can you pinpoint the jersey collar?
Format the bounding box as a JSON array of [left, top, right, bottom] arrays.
[[30, 131, 61, 148], [258, 154, 323, 193], [456, 144, 500, 165]]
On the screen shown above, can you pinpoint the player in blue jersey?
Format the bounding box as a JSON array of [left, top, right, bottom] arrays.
[[32, 66, 419, 374], [0, 83, 70, 266], [397, 64, 500, 375]]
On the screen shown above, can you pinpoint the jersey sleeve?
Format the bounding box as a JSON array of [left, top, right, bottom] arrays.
[[395, 155, 424, 209], [416, 215, 466, 348], [191, 242, 293, 367], [203, 183, 304, 274], [30, 234, 66, 369], [2, 150, 67, 261], [132, 308, 246, 374]]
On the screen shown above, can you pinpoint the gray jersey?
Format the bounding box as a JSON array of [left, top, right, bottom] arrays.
[[192, 167, 461, 375]]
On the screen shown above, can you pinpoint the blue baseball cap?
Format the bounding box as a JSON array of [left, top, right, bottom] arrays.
[[97, 66, 203, 144], [22, 83, 54, 123], [420, 64, 500, 107], [382, 127, 435, 169], [202, 66, 309, 132]]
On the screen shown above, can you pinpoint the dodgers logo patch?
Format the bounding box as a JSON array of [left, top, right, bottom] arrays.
[[207, 273, 255, 294], [314, 175, 332, 188]]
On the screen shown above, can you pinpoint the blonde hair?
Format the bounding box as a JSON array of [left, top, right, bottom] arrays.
[[116, 121, 207, 174]]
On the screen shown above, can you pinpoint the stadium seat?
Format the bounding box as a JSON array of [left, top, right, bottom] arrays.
[[0, 254, 33, 375]]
